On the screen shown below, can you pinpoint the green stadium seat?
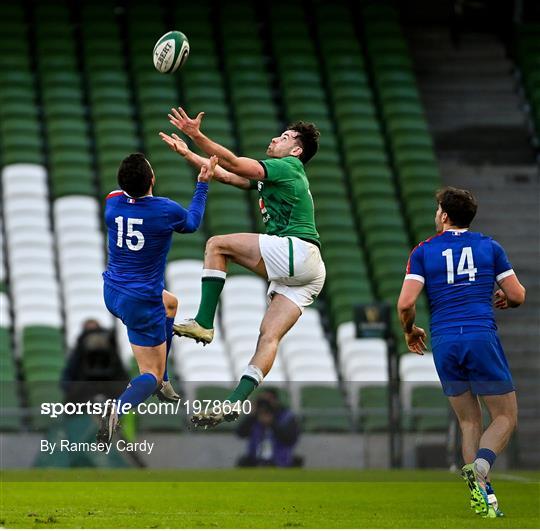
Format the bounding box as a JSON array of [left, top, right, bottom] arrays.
[[407, 386, 449, 432], [300, 385, 351, 432], [358, 386, 389, 432]]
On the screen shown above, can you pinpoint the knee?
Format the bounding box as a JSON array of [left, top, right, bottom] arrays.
[[459, 418, 482, 434], [163, 293, 178, 315], [495, 411, 518, 433], [206, 235, 227, 254], [258, 326, 280, 349]]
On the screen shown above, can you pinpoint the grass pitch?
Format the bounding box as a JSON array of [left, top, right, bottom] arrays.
[[1, 469, 539, 528]]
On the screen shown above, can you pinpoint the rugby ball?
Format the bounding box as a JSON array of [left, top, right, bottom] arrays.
[[153, 31, 190, 74]]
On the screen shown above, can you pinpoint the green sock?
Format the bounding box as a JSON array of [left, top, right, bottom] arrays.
[[226, 376, 258, 403], [194, 271, 226, 329]]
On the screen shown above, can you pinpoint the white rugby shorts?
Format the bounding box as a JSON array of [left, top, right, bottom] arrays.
[[259, 234, 326, 310]]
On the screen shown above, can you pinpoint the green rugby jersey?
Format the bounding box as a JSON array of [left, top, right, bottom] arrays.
[[256, 156, 320, 245]]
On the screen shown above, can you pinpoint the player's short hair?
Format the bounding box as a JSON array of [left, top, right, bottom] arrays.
[[436, 187, 478, 228], [288, 121, 320, 164], [117, 153, 153, 198]]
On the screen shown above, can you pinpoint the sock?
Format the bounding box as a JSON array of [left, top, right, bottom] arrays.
[[117, 373, 158, 417], [163, 316, 174, 382], [474, 448, 497, 478], [226, 365, 264, 402], [486, 482, 494, 496], [194, 269, 226, 329]]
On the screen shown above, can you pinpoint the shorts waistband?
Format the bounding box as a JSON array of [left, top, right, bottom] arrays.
[[432, 325, 495, 336], [298, 237, 321, 249]]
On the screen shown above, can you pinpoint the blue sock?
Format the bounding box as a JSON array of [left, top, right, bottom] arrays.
[[474, 448, 497, 477], [163, 317, 174, 382], [486, 482, 494, 495], [117, 373, 158, 417], [476, 448, 497, 467]]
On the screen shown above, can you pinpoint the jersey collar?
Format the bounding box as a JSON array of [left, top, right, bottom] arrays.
[[123, 191, 153, 198], [445, 228, 468, 233]]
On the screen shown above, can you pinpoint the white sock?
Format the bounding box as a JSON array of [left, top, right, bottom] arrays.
[[202, 268, 227, 280], [474, 457, 490, 479], [242, 364, 264, 385]]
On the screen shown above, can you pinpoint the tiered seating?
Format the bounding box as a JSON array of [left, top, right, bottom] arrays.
[[175, 3, 252, 242], [81, 3, 139, 195], [314, 3, 411, 325], [337, 332, 389, 432], [516, 24, 540, 141], [0, 4, 43, 166], [359, 4, 435, 346], [35, 2, 95, 198], [166, 260, 233, 401], [53, 196, 111, 347], [0, 223, 20, 430], [2, 166, 62, 337], [2, 164, 64, 428], [362, 4, 441, 245], [220, 2, 278, 233], [126, 3, 206, 263], [400, 353, 448, 432], [220, 276, 281, 379], [0, 217, 6, 295], [268, 3, 374, 330], [282, 309, 348, 431]]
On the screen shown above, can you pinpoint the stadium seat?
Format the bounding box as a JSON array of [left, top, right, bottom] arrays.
[[53, 195, 110, 347], [399, 353, 447, 432], [2, 165, 63, 346], [299, 385, 352, 432]]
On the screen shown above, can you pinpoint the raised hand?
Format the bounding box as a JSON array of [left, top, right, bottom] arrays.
[[405, 325, 427, 355], [159, 132, 189, 156], [168, 107, 205, 138], [198, 155, 218, 183]]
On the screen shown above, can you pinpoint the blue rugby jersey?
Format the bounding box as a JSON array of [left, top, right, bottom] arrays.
[[405, 230, 514, 334], [103, 183, 208, 301]]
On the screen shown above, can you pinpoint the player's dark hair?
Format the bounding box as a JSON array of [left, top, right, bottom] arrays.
[[117, 153, 153, 197], [436, 187, 478, 228], [288, 121, 320, 164]]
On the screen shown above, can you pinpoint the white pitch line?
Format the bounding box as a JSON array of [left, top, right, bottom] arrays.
[[492, 472, 537, 483]]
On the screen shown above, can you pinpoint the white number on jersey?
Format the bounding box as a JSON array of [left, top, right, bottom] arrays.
[[114, 216, 145, 251], [442, 247, 477, 284]]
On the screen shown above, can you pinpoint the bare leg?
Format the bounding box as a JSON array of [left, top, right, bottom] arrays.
[[449, 391, 483, 463], [204, 233, 268, 278], [162, 289, 178, 318], [177, 234, 269, 336], [479, 392, 518, 454], [223, 294, 302, 405], [131, 342, 166, 386], [250, 294, 302, 376]]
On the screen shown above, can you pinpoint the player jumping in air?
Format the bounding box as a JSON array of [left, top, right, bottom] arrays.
[[397, 187, 525, 518], [97, 153, 217, 443], [159, 107, 326, 428]]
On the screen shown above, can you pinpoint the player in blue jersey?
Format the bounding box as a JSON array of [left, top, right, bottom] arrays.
[[97, 152, 217, 443], [397, 187, 525, 518]]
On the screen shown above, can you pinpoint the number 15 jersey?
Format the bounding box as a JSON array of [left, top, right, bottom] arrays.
[[103, 183, 208, 302], [405, 230, 514, 334]]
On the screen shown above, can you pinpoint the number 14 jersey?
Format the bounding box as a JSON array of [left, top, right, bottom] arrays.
[[405, 229, 514, 334]]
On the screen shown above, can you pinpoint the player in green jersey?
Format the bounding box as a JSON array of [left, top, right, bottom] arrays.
[[160, 107, 326, 427]]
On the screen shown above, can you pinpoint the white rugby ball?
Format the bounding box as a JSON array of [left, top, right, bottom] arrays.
[[153, 31, 190, 74]]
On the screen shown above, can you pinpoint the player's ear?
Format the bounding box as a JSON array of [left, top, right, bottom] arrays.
[[290, 145, 303, 158]]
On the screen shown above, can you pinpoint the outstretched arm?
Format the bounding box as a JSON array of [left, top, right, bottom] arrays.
[[159, 132, 254, 190], [167, 107, 265, 180]]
